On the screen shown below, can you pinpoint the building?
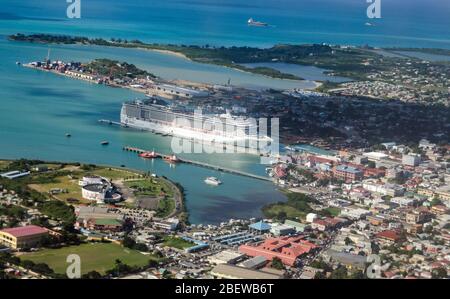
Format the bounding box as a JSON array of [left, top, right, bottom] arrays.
[[435, 186, 450, 203], [78, 175, 105, 187], [239, 236, 317, 266], [306, 213, 318, 223], [376, 230, 403, 245], [75, 206, 124, 232], [207, 250, 245, 265], [284, 220, 310, 232], [0, 170, 30, 180], [80, 176, 122, 204], [402, 154, 421, 167], [0, 225, 48, 249], [324, 249, 367, 270], [82, 184, 108, 203], [211, 264, 282, 279], [150, 83, 209, 99], [153, 218, 180, 231], [333, 165, 363, 182], [270, 224, 296, 236], [238, 256, 267, 269], [248, 221, 271, 234]]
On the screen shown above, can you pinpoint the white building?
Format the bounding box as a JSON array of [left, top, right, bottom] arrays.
[[402, 154, 421, 167], [81, 184, 107, 203], [306, 213, 318, 223]]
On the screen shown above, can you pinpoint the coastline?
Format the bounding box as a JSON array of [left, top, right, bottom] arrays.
[[0, 158, 187, 223], [10, 35, 320, 89]]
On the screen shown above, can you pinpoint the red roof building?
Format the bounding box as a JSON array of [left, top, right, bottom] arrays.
[[239, 236, 317, 266], [1, 225, 48, 238], [376, 230, 403, 244], [0, 225, 48, 249]]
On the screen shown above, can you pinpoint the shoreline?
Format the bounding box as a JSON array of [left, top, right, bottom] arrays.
[[11, 36, 321, 89], [0, 158, 187, 223]]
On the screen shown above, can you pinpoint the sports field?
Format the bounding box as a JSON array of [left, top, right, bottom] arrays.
[[20, 242, 154, 275]]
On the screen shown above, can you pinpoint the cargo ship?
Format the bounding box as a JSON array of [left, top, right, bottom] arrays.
[[120, 97, 271, 154]]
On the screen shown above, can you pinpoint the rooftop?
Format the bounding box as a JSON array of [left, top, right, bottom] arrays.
[[249, 220, 271, 231], [0, 225, 47, 238]]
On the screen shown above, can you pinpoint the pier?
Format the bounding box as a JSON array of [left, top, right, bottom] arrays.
[[123, 146, 273, 182]]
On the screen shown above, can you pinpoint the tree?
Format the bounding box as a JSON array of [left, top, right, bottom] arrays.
[[122, 236, 136, 249], [431, 267, 448, 279], [344, 237, 354, 246], [329, 265, 348, 279], [271, 257, 284, 270], [82, 271, 103, 279], [349, 270, 366, 279]]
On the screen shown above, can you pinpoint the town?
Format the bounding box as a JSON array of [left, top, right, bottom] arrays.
[[1, 134, 449, 279]]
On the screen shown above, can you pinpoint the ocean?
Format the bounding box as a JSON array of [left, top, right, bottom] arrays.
[[0, 0, 449, 48]]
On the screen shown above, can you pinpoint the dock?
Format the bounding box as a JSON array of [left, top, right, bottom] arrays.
[[98, 119, 123, 126], [123, 146, 272, 182]]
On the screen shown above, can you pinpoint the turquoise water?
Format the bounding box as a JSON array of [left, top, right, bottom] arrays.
[[241, 62, 351, 83], [0, 36, 286, 224], [5, 39, 315, 90], [0, 0, 449, 48]]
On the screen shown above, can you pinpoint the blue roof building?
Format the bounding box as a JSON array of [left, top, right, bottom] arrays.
[[249, 221, 271, 233]]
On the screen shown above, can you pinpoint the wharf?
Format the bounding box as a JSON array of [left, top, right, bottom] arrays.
[[123, 146, 272, 182]]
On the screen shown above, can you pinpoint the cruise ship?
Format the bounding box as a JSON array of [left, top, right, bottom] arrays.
[[120, 98, 271, 153]]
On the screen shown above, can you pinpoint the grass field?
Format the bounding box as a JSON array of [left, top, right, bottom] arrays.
[[28, 166, 142, 204], [20, 243, 155, 275], [0, 160, 11, 170], [162, 236, 195, 250], [125, 178, 174, 198], [262, 204, 307, 220], [323, 207, 341, 217]]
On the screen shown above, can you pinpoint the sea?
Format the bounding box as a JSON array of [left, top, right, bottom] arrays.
[[0, 0, 448, 224]]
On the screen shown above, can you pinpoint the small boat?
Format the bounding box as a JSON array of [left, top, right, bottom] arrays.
[[164, 154, 179, 164], [139, 151, 158, 159], [16, 61, 21, 65], [65, 133, 71, 138], [101, 141, 109, 146], [365, 22, 374, 26], [204, 177, 222, 186], [248, 18, 268, 27]]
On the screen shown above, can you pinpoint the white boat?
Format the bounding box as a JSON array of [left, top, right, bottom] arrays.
[[204, 177, 222, 186], [248, 18, 268, 27]]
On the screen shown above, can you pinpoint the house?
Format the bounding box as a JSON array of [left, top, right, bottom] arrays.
[[376, 230, 403, 245]]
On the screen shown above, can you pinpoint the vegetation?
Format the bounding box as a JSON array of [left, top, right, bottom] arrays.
[[162, 236, 195, 250], [39, 200, 75, 227], [271, 257, 284, 270], [9, 33, 374, 81], [20, 242, 156, 275], [262, 192, 318, 220], [85, 58, 155, 79]]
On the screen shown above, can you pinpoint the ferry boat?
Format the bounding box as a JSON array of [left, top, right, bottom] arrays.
[[248, 18, 268, 27], [204, 177, 222, 186], [139, 151, 158, 159], [164, 154, 179, 163]]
